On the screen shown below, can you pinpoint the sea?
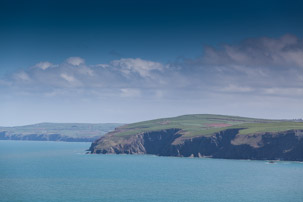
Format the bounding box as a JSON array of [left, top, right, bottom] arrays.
[[0, 140, 302, 202]]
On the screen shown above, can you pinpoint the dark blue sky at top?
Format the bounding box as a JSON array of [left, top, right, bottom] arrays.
[[1, 0, 303, 76]]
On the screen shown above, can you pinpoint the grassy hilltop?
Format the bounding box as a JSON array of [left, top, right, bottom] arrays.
[[112, 114, 303, 138]]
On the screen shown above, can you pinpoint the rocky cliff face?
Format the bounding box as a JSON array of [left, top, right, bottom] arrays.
[[89, 129, 303, 161]]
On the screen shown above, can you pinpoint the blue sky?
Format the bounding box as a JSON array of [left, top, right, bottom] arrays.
[[1, 0, 303, 125]]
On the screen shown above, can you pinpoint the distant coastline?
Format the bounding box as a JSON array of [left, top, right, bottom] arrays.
[[0, 123, 122, 142]]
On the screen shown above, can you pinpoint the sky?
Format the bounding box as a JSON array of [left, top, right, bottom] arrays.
[[1, 0, 303, 126]]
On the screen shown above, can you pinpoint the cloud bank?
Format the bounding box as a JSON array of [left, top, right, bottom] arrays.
[[3, 34, 303, 98], [1, 34, 303, 125]]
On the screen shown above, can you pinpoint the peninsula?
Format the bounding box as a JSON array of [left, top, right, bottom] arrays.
[[89, 114, 303, 161]]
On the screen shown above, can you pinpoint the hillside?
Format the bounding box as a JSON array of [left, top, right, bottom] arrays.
[[89, 114, 303, 161], [0, 123, 123, 142]]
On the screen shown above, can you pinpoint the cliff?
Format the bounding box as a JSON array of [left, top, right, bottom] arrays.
[[89, 115, 303, 161]]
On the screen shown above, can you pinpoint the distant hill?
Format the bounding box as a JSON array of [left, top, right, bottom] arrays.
[[0, 123, 123, 142], [89, 114, 303, 161]]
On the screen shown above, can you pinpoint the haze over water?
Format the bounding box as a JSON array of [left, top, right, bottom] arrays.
[[1, 140, 302, 202]]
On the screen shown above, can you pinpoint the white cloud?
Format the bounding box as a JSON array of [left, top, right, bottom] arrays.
[[59, 73, 83, 87], [34, 61, 53, 70], [282, 50, 303, 68], [14, 71, 31, 81], [60, 73, 75, 83], [203, 34, 303, 68], [120, 88, 141, 97], [3, 35, 303, 125], [78, 66, 94, 76], [225, 46, 250, 64], [95, 64, 110, 68], [3, 35, 303, 102], [111, 58, 163, 78], [3, 57, 168, 93], [66, 57, 85, 66]]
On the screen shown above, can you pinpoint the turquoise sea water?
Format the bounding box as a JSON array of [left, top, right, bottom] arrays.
[[0, 140, 303, 202]]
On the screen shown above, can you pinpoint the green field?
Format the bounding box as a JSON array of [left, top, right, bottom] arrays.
[[113, 114, 303, 138]]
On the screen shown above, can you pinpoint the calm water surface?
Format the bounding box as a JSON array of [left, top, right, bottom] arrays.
[[0, 140, 302, 202]]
